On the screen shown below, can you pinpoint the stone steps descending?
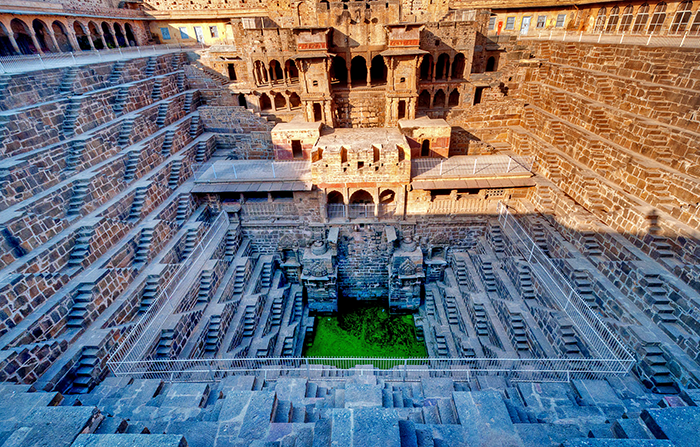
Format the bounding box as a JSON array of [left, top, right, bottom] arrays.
[[128, 186, 149, 221], [65, 140, 86, 173], [133, 227, 154, 267], [181, 228, 197, 258], [66, 178, 91, 218], [156, 102, 169, 127], [490, 225, 505, 254], [204, 315, 221, 353], [473, 303, 490, 337], [67, 283, 94, 329], [139, 275, 160, 314], [444, 295, 459, 325], [112, 87, 129, 115], [197, 269, 213, 304], [260, 260, 273, 289], [189, 114, 200, 138], [168, 159, 182, 188], [195, 140, 208, 162], [66, 225, 95, 270], [145, 56, 158, 78], [109, 61, 126, 86], [59, 67, 80, 95], [151, 78, 163, 101], [176, 194, 190, 226], [242, 305, 257, 337], [281, 336, 295, 357], [270, 296, 284, 327], [117, 117, 135, 148], [518, 264, 536, 300], [69, 346, 99, 394], [155, 329, 174, 359], [480, 261, 498, 292], [572, 270, 597, 307], [123, 149, 141, 182], [184, 91, 194, 113], [639, 344, 678, 394], [161, 129, 175, 156]]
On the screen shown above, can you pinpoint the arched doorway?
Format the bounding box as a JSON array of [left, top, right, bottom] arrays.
[[101, 22, 116, 48], [433, 89, 446, 108], [259, 93, 272, 111], [417, 90, 431, 109], [485, 56, 497, 72], [398, 100, 406, 119], [370, 55, 386, 84], [113, 23, 127, 47], [32, 19, 54, 52], [124, 23, 137, 46], [451, 53, 465, 79], [420, 54, 433, 81], [285, 59, 298, 83], [269, 60, 283, 83], [274, 93, 286, 110], [254, 61, 268, 84], [349, 190, 373, 218], [289, 93, 301, 109], [52, 21, 73, 52], [88, 22, 104, 49], [350, 56, 367, 87], [74, 22, 91, 50], [327, 191, 345, 219], [350, 190, 373, 203], [331, 56, 347, 84], [11, 19, 36, 55], [0, 23, 17, 56], [448, 90, 460, 106], [379, 189, 396, 217]]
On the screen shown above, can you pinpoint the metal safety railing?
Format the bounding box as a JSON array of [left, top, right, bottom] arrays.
[[0, 43, 205, 74], [412, 155, 535, 179], [497, 201, 634, 364], [108, 211, 228, 374], [513, 29, 700, 48]]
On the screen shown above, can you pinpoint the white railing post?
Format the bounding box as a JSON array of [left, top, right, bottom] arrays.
[[647, 32, 653, 46], [680, 30, 688, 47], [38, 54, 45, 69]]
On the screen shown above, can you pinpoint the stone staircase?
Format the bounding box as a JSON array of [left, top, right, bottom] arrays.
[[195, 140, 208, 162], [117, 117, 134, 148], [133, 227, 154, 267], [139, 276, 160, 314], [181, 228, 197, 258], [189, 114, 200, 138], [204, 315, 221, 354], [168, 159, 182, 188], [59, 67, 79, 94], [530, 223, 549, 254], [480, 260, 498, 292], [161, 130, 175, 155], [145, 56, 158, 77], [489, 224, 505, 254], [108, 61, 126, 86], [638, 344, 678, 394], [66, 226, 94, 269], [67, 179, 91, 218], [641, 274, 677, 324], [242, 305, 258, 337], [112, 87, 129, 115], [281, 336, 295, 356], [473, 302, 490, 337], [65, 139, 86, 173], [572, 269, 596, 307], [581, 231, 602, 256], [260, 258, 273, 289], [156, 103, 169, 127], [184, 91, 194, 113], [67, 283, 94, 329], [434, 329, 449, 356], [155, 329, 174, 359], [232, 264, 247, 297], [270, 296, 284, 328], [558, 323, 581, 355], [517, 264, 536, 300], [291, 290, 303, 322], [176, 194, 189, 225], [127, 186, 148, 220], [151, 78, 163, 100], [62, 97, 82, 137], [197, 269, 213, 304], [453, 258, 468, 286], [443, 294, 459, 325], [543, 152, 562, 183], [123, 149, 141, 181], [69, 346, 99, 394]]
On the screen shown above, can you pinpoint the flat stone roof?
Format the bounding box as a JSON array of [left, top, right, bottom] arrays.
[[271, 121, 324, 132], [316, 127, 407, 150], [192, 160, 313, 193], [412, 155, 534, 180], [398, 116, 450, 129]]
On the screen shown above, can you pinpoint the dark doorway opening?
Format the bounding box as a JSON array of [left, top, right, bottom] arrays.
[[473, 87, 484, 105], [398, 100, 406, 119], [313, 103, 323, 122], [292, 140, 303, 159], [421, 140, 430, 157], [228, 63, 237, 81]]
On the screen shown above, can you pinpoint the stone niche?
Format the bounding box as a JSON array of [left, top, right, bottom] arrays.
[[300, 237, 338, 313], [398, 117, 451, 158], [388, 236, 425, 312]]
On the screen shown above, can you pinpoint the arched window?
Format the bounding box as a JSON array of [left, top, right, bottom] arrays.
[[690, 10, 700, 34], [349, 190, 373, 204], [289, 93, 301, 109], [0, 23, 17, 56], [632, 3, 650, 33], [269, 60, 283, 83], [350, 56, 367, 86], [436, 53, 449, 80], [52, 21, 73, 52], [619, 5, 635, 32], [254, 60, 268, 84], [327, 191, 344, 204], [88, 22, 104, 49], [285, 59, 299, 82], [73, 22, 90, 50], [451, 53, 465, 79], [606, 6, 620, 32], [331, 55, 347, 84], [417, 90, 431, 108], [420, 54, 433, 80], [670, 0, 693, 34], [101, 22, 116, 48], [448, 89, 460, 106], [11, 19, 35, 55], [485, 56, 496, 72], [124, 23, 137, 46], [370, 55, 386, 84], [594, 7, 607, 32], [113, 23, 127, 47], [32, 19, 54, 52], [259, 93, 272, 111], [648, 2, 667, 33], [433, 89, 446, 108], [274, 93, 286, 109], [379, 190, 395, 204]]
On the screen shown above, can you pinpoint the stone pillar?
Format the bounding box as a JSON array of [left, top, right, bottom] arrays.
[[48, 30, 61, 53], [343, 188, 349, 221], [67, 30, 81, 52], [366, 57, 371, 86], [6, 30, 21, 54], [431, 60, 437, 81], [320, 190, 328, 222], [446, 58, 452, 81], [28, 29, 44, 55]]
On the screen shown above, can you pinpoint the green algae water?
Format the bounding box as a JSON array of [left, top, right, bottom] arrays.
[[304, 305, 427, 359]]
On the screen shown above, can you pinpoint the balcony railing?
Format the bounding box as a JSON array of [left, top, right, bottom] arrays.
[[348, 203, 374, 219]]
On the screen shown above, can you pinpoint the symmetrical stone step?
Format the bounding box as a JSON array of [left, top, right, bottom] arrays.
[[197, 269, 213, 304], [67, 178, 91, 218], [145, 56, 158, 77], [582, 232, 602, 256], [434, 331, 449, 357], [651, 236, 675, 259], [155, 103, 169, 127], [62, 97, 82, 137], [490, 225, 505, 253], [67, 283, 94, 329], [559, 324, 581, 354], [123, 149, 141, 182], [260, 260, 273, 289], [59, 67, 79, 95], [291, 290, 303, 322], [184, 91, 194, 113], [473, 303, 489, 337], [168, 159, 182, 188], [454, 259, 468, 286], [195, 140, 208, 162], [118, 118, 135, 148], [243, 305, 257, 337], [518, 264, 535, 300], [139, 276, 160, 314], [176, 71, 185, 91], [161, 130, 175, 156], [205, 315, 221, 353], [444, 295, 459, 325], [425, 290, 436, 316], [155, 329, 174, 359], [133, 227, 154, 267], [181, 228, 197, 258], [128, 186, 148, 220], [573, 270, 596, 307], [509, 312, 530, 351], [69, 346, 99, 394], [151, 78, 163, 101], [66, 225, 94, 269], [176, 194, 189, 225], [189, 114, 200, 138], [65, 139, 86, 173], [270, 297, 284, 327], [113, 87, 129, 115], [530, 223, 549, 253], [639, 344, 677, 394], [281, 336, 295, 357], [109, 61, 126, 86], [481, 261, 497, 292]]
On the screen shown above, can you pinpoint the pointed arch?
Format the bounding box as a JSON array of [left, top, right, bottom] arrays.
[[619, 5, 635, 32], [124, 23, 138, 46], [11, 19, 36, 55], [32, 19, 55, 52], [670, 0, 692, 33], [606, 6, 621, 32], [52, 21, 73, 52], [350, 56, 367, 86], [420, 54, 433, 81]]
